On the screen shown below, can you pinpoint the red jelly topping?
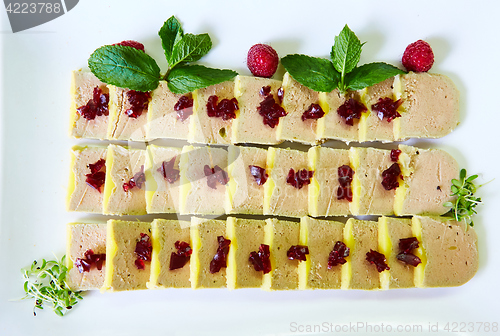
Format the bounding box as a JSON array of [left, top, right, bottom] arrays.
[[134, 233, 152, 270], [74, 249, 106, 273], [204, 165, 229, 189], [277, 87, 284, 104], [257, 87, 287, 128], [125, 90, 150, 118], [337, 98, 367, 126], [249, 165, 268, 186], [286, 168, 314, 189], [209, 236, 231, 274], [366, 249, 390, 272], [206, 95, 238, 120], [259, 86, 271, 96], [381, 163, 401, 190], [249, 244, 272, 274], [371, 97, 403, 122], [396, 252, 422, 267], [301, 103, 325, 121], [337, 165, 354, 202], [287, 245, 309, 261], [113, 40, 145, 52], [169, 241, 192, 271], [390, 149, 402, 162], [123, 165, 146, 192], [174, 95, 193, 121], [327, 241, 350, 269], [396, 237, 422, 267], [85, 158, 106, 192], [77, 87, 109, 120], [157, 157, 180, 184]]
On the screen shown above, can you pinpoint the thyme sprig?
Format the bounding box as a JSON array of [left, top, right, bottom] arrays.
[[444, 169, 484, 227], [21, 255, 82, 316]]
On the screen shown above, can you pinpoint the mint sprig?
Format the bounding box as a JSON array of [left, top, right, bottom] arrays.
[[88, 16, 236, 94], [281, 24, 405, 93]]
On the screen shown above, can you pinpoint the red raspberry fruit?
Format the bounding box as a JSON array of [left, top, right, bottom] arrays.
[[402, 40, 434, 72], [247, 44, 279, 78], [113, 40, 145, 52]]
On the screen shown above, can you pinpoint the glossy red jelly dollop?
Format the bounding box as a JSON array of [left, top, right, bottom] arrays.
[[301, 103, 325, 121], [174, 95, 193, 121], [396, 237, 422, 267], [74, 249, 106, 273], [157, 157, 180, 184], [169, 241, 192, 271], [390, 149, 402, 162], [337, 165, 354, 202], [125, 90, 150, 118], [123, 165, 146, 192], [381, 163, 401, 190], [366, 249, 390, 272], [134, 233, 152, 270], [277, 87, 284, 104], [337, 98, 367, 126], [249, 165, 268, 186], [327, 241, 350, 269], [371, 97, 402, 122], [113, 40, 145, 52], [209, 236, 231, 274], [77, 87, 109, 120], [257, 86, 287, 128], [204, 165, 229, 189], [286, 168, 314, 189], [207, 95, 238, 120], [85, 158, 106, 192], [287, 245, 309, 261], [249, 244, 272, 274]]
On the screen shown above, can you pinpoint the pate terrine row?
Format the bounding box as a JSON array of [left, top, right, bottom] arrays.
[[66, 216, 478, 292], [66, 144, 458, 217], [69, 71, 459, 144]]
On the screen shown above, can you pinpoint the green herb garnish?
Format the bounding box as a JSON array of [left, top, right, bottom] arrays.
[[21, 255, 82, 316], [281, 25, 405, 93], [444, 169, 484, 227], [88, 16, 237, 93]]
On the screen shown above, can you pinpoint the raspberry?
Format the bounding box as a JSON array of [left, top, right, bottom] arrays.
[[402, 40, 434, 72], [247, 44, 279, 78], [113, 40, 145, 52]]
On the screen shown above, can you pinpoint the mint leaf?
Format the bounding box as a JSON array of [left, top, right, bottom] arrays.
[[331, 25, 362, 82], [169, 33, 212, 69], [159, 16, 184, 66], [281, 54, 340, 92], [345, 62, 406, 91], [88, 45, 160, 92], [166, 64, 237, 94]]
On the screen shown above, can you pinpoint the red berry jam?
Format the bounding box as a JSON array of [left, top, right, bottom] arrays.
[[85, 158, 106, 192], [396, 237, 422, 267], [169, 241, 192, 271], [204, 165, 229, 189], [249, 165, 268, 186], [399, 237, 419, 253], [157, 157, 180, 184], [134, 233, 152, 270], [337, 98, 367, 126], [381, 163, 401, 190], [125, 90, 150, 118], [74, 249, 106, 273], [257, 87, 287, 128], [113, 40, 145, 52], [286, 168, 314, 189], [390, 149, 402, 162], [207, 95, 238, 120], [123, 165, 146, 192], [249, 244, 272, 274], [371, 97, 403, 122], [174, 95, 194, 121], [277, 87, 284, 104], [337, 165, 354, 202], [328, 241, 350, 269], [209, 236, 231, 274], [77, 87, 109, 120], [301, 103, 325, 121], [366, 249, 390, 272], [286, 245, 309, 261], [396, 252, 421, 267]]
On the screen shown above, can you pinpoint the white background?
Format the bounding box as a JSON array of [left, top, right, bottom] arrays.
[[1, 0, 499, 335]]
